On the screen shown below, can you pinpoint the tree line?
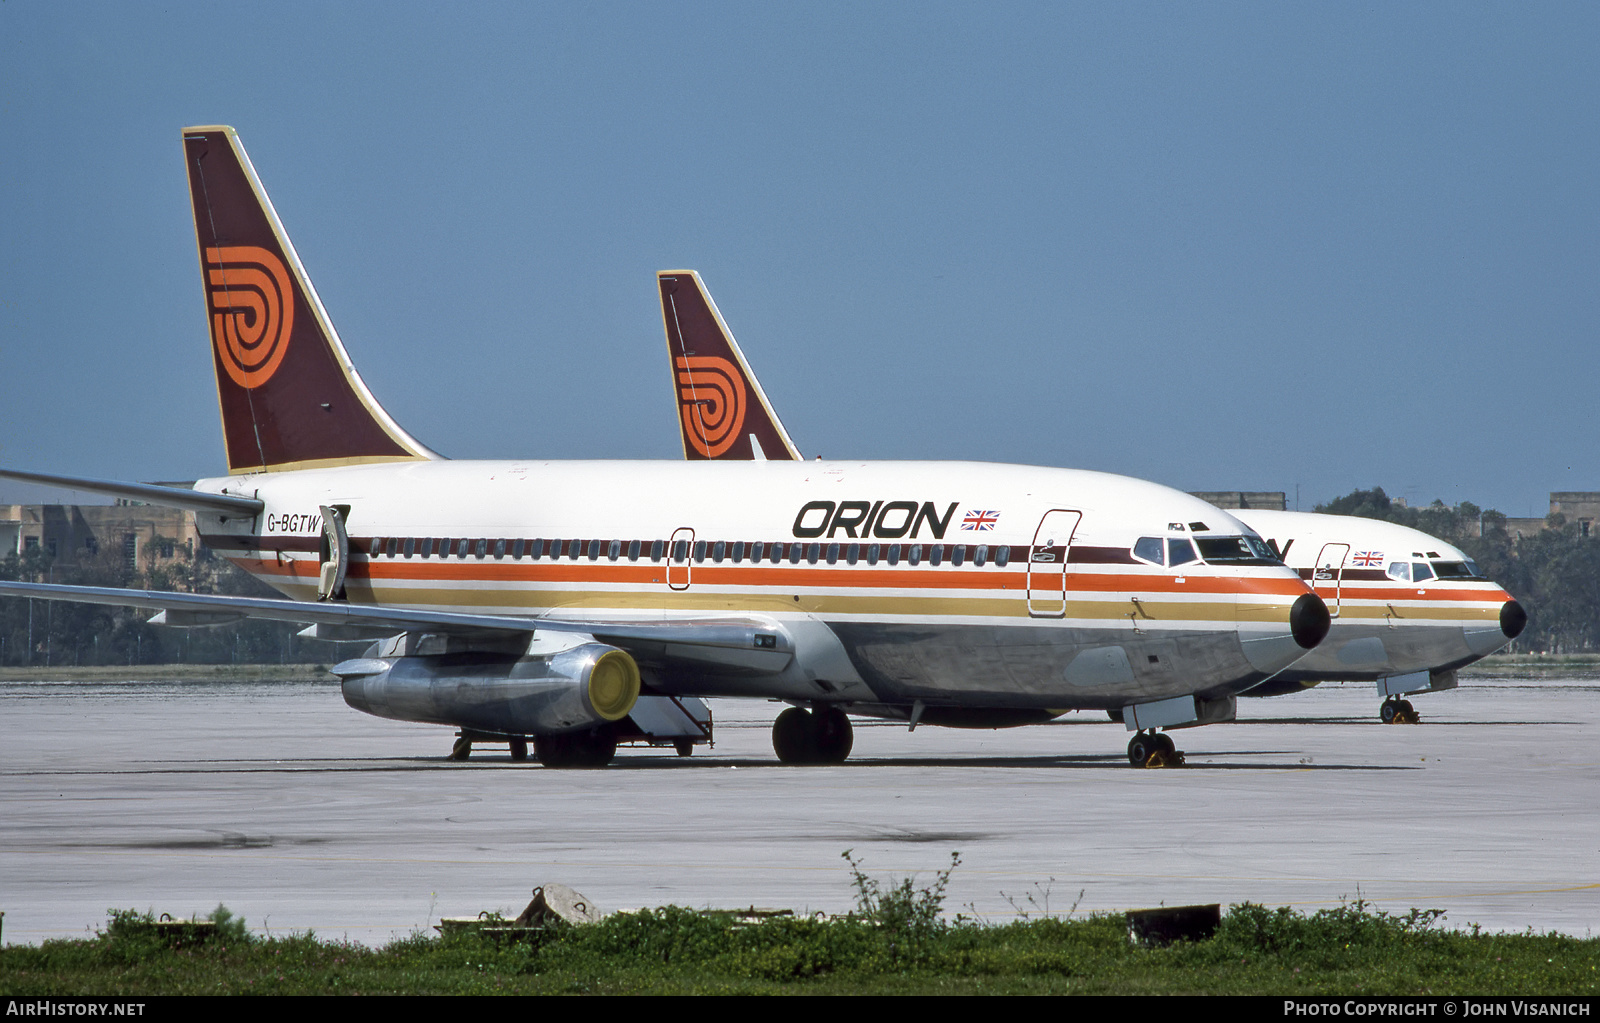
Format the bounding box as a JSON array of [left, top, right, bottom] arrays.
[[0, 539, 339, 667], [1315, 487, 1599, 654]]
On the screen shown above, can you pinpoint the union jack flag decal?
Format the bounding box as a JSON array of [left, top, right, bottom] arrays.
[[961, 510, 1000, 531], [1352, 550, 1384, 567]]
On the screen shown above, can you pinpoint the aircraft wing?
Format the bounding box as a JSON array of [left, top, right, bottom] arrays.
[[0, 581, 794, 674], [0, 468, 262, 519]]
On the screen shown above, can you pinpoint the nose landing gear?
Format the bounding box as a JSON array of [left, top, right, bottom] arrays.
[[1128, 730, 1183, 768], [1379, 698, 1419, 724]]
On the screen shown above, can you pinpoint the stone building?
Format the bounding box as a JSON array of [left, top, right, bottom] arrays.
[[0, 503, 202, 574], [1188, 491, 1288, 511]]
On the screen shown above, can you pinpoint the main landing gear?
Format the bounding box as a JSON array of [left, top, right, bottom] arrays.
[[1127, 730, 1183, 768], [772, 706, 854, 765], [535, 730, 618, 768], [1379, 698, 1419, 725]]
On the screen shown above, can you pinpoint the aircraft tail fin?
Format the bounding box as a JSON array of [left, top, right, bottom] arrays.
[[657, 271, 801, 461], [182, 126, 440, 474]]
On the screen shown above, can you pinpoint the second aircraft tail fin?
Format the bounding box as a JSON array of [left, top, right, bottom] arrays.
[[657, 271, 801, 461]]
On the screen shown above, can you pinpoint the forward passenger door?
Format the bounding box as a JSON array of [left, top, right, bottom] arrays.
[[1027, 509, 1082, 618]]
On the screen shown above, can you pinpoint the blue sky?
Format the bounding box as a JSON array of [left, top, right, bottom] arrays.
[[2, 3, 1595, 517]]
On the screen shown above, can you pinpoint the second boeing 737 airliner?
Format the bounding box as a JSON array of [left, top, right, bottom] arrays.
[[654, 270, 1525, 727]]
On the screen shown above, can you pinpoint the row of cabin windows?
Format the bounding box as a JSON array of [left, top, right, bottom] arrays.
[[363, 535, 1015, 568]]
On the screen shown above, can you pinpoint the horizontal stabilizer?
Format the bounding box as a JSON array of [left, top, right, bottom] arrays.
[[0, 468, 262, 518]]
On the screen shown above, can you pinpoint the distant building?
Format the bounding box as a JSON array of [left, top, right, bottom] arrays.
[[1188, 491, 1287, 511], [0, 503, 201, 572], [1503, 492, 1600, 540]]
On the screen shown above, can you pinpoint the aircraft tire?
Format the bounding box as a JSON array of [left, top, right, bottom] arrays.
[[810, 707, 853, 765], [1106, 708, 1125, 723], [674, 740, 694, 757], [509, 738, 528, 762], [1154, 732, 1176, 756], [772, 707, 816, 764], [1379, 699, 1399, 724], [536, 731, 616, 768], [448, 737, 473, 761], [1127, 733, 1155, 767]]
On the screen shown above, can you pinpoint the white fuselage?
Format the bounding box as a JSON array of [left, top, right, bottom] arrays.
[[196, 459, 1320, 712], [1235, 509, 1515, 683]]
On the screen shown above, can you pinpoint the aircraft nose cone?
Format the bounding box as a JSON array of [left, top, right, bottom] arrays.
[[1290, 593, 1331, 650], [1501, 599, 1528, 640]]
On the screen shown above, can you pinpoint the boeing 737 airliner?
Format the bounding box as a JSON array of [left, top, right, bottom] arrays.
[[653, 269, 1524, 726], [0, 127, 1331, 768]]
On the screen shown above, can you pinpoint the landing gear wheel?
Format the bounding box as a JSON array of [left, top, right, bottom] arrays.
[[535, 731, 617, 768], [772, 707, 854, 764], [1127, 733, 1155, 767], [1106, 708, 1125, 723], [673, 740, 694, 758], [810, 707, 854, 765], [448, 737, 473, 761], [509, 738, 528, 762], [1380, 698, 1419, 724], [772, 707, 815, 764], [1128, 731, 1182, 768]]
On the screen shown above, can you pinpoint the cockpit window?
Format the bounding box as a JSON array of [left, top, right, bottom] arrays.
[[1387, 562, 1411, 582], [1168, 538, 1199, 566], [1411, 562, 1435, 582], [1133, 537, 1164, 565], [1195, 535, 1279, 565], [1432, 560, 1485, 580]]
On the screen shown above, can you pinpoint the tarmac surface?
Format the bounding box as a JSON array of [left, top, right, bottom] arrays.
[[1, 665, 1596, 945]]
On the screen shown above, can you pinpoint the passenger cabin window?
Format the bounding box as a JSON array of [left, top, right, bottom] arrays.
[[995, 545, 1010, 567]]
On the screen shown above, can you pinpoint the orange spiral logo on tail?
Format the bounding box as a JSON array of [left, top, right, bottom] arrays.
[[204, 246, 294, 389], [676, 355, 746, 457]]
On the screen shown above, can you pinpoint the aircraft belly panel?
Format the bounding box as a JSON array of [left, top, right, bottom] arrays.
[[1273, 620, 1475, 682], [829, 622, 1262, 709]]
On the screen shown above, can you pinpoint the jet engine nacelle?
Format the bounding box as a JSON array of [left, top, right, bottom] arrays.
[[334, 632, 640, 736]]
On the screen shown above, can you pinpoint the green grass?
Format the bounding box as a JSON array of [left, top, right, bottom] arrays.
[[2, 899, 1595, 995]]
